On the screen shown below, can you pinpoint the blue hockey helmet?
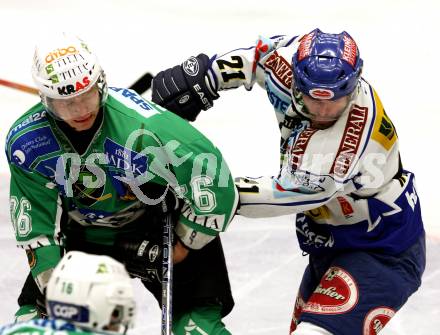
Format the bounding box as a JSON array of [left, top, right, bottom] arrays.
[[292, 29, 363, 101]]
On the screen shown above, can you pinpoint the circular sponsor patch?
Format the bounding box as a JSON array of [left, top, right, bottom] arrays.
[[182, 57, 199, 77], [309, 88, 335, 100], [26, 249, 37, 269], [13, 150, 26, 165], [363, 307, 395, 335], [303, 266, 359, 314], [290, 292, 305, 333]]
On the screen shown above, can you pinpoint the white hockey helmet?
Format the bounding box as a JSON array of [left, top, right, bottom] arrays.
[[46, 251, 136, 334], [31, 32, 107, 113]]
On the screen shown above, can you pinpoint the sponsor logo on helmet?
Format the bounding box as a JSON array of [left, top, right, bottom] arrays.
[[51, 303, 80, 319], [342, 35, 358, 68], [182, 57, 199, 76], [309, 88, 334, 100], [57, 76, 90, 96], [179, 94, 190, 105], [303, 266, 359, 314], [297, 32, 315, 62], [48, 301, 90, 322], [363, 307, 395, 335], [45, 46, 79, 64], [46, 64, 54, 75], [46, 64, 59, 83], [50, 75, 59, 84], [97, 263, 109, 274]]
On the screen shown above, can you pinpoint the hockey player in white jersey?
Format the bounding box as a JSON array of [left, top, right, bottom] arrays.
[[0, 251, 136, 335], [151, 28, 426, 334]]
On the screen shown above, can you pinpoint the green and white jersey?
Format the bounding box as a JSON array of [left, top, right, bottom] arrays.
[[5, 87, 238, 279], [0, 319, 104, 335]]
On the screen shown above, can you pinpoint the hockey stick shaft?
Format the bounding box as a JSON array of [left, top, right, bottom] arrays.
[[0, 78, 39, 95], [161, 212, 173, 335], [0, 72, 154, 96], [129, 72, 154, 95]]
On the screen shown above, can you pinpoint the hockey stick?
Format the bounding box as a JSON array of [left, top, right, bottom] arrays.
[[0, 72, 154, 96], [161, 212, 174, 335], [0, 78, 39, 95], [128, 72, 154, 95]]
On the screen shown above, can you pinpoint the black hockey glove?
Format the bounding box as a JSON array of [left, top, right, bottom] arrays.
[[152, 53, 219, 121], [116, 186, 179, 283], [117, 233, 166, 283]]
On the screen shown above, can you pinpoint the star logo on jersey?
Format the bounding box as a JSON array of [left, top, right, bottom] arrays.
[[366, 197, 402, 233]]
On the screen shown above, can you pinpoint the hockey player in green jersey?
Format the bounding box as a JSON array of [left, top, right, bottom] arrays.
[[0, 251, 136, 335], [6, 33, 238, 334]]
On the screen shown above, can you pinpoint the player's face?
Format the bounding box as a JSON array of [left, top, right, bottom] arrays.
[[302, 94, 350, 129], [48, 86, 100, 131]]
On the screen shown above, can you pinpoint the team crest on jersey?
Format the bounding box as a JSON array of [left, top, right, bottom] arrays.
[[363, 307, 395, 335], [303, 266, 359, 314], [71, 166, 109, 206]]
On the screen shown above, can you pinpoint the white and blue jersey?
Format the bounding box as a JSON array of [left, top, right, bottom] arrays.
[[0, 318, 101, 335], [209, 34, 424, 256]]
